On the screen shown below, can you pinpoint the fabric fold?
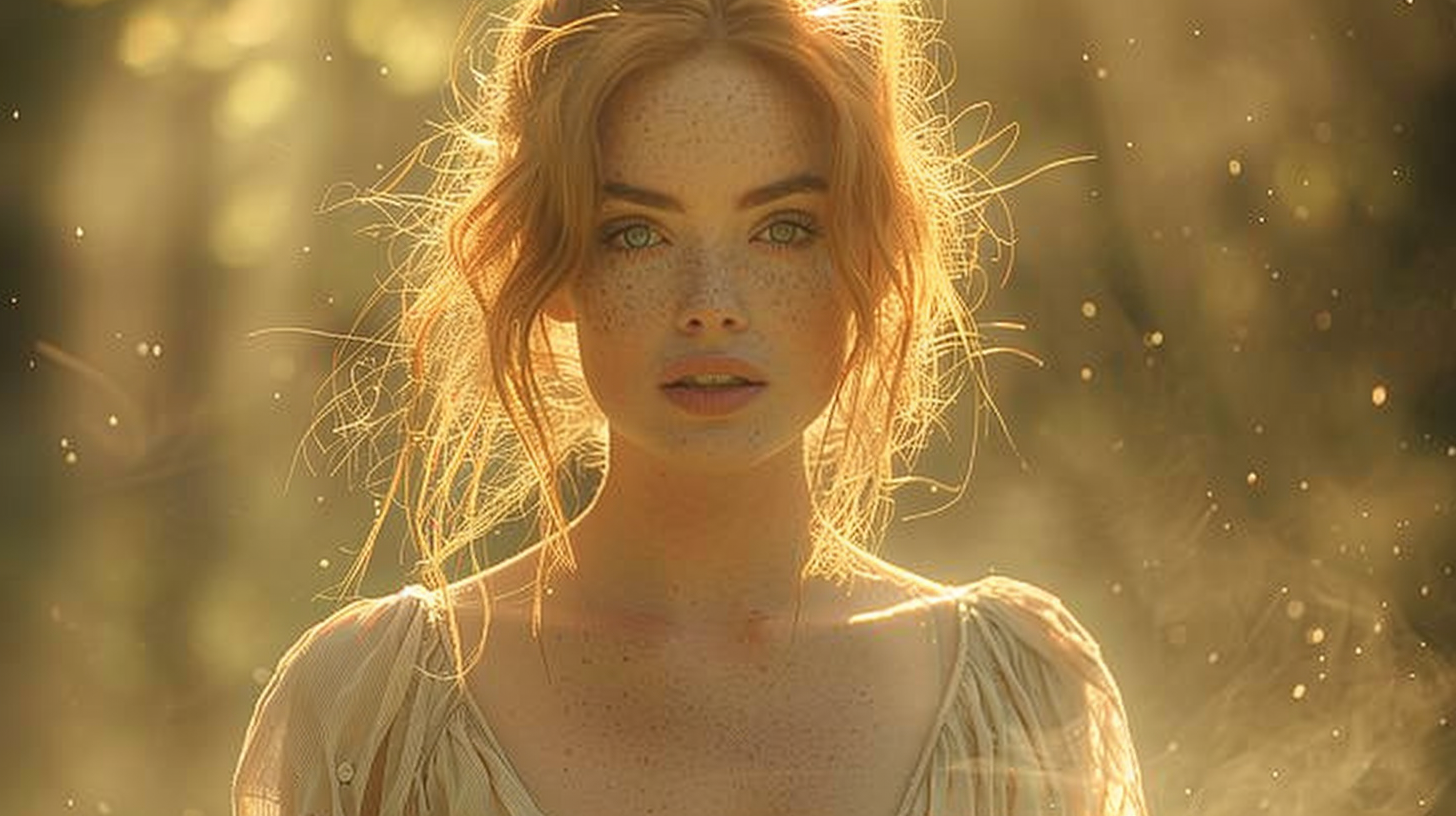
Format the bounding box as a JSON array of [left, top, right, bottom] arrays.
[[906, 577, 1147, 816], [233, 577, 1146, 816]]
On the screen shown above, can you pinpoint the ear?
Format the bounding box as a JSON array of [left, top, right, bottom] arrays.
[[543, 284, 577, 323]]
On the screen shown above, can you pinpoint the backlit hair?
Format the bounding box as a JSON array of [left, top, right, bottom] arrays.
[[319, 0, 1020, 675]]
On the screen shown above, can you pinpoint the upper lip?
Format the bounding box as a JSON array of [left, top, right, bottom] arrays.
[[660, 355, 768, 387]]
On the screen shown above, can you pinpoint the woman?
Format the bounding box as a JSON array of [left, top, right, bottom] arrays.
[[233, 0, 1148, 813]]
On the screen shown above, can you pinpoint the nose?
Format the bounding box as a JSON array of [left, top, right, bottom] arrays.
[[678, 303, 746, 334], [675, 249, 748, 335]]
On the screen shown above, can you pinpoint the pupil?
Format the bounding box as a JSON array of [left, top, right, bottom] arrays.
[[625, 225, 652, 248]]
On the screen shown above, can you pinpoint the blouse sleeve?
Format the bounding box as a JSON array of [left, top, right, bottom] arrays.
[[231, 588, 445, 816], [930, 576, 1148, 816]]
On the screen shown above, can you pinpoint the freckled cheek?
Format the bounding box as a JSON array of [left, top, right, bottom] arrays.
[[749, 258, 847, 336], [574, 261, 676, 333]]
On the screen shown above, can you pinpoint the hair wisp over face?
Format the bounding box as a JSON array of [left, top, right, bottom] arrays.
[[317, 0, 1024, 675]]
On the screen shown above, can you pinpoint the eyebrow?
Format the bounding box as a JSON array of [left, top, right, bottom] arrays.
[[601, 172, 828, 212]]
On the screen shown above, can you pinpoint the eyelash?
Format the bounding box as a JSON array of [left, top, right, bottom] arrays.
[[754, 211, 819, 249], [599, 221, 665, 253], [598, 211, 821, 254]]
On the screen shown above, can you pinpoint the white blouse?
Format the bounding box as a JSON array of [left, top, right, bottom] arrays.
[[233, 576, 1147, 815]]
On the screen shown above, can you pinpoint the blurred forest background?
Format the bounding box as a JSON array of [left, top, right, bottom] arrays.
[[3, 0, 1456, 813]]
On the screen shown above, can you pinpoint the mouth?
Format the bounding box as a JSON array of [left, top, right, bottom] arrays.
[[659, 356, 768, 416], [662, 373, 765, 389], [659, 356, 768, 389]]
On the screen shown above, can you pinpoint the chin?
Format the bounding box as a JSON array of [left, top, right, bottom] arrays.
[[670, 446, 788, 475], [618, 423, 806, 475]]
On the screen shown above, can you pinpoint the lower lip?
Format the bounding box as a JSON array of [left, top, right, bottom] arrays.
[[661, 384, 766, 416]]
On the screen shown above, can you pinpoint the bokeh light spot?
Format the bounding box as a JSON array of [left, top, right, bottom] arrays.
[[222, 0, 291, 50], [118, 5, 183, 75], [346, 0, 454, 95], [186, 13, 244, 72], [215, 60, 298, 138]]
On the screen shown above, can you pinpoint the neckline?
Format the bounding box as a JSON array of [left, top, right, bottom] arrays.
[[449, 588, 970, 816]]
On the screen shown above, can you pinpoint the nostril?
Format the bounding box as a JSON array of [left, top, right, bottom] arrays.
[[678, 303, 746, 333]]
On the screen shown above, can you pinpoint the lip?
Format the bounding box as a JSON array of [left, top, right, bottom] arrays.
[[659, 355, 768, 388], [659, 355, 768, 417]]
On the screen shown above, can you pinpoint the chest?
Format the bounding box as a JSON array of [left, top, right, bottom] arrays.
[[469, 619, 951, 816]]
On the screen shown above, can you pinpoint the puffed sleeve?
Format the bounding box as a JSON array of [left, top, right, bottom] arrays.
[[231, 587, 447, 816], [918, 576, 1148, 816]]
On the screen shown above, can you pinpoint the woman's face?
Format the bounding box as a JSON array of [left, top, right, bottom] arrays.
[[554, 46, 849, 472]]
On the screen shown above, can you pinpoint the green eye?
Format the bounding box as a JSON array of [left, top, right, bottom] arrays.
[[618, 223, 659, 250], [767, 222, 801, 244], [756, 215, 817, 247], [622, 224, 653, 248]]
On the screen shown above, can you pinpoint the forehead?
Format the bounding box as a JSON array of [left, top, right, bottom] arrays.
[[598, 48, 829, 195]]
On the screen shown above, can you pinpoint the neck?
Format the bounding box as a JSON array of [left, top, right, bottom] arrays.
[[551, 432, 816, 632]]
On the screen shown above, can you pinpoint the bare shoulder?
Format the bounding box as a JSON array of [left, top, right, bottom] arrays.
[[442, 543, 544, 630], [833, 547, 962, 621], [821, 547, 965, 679]]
